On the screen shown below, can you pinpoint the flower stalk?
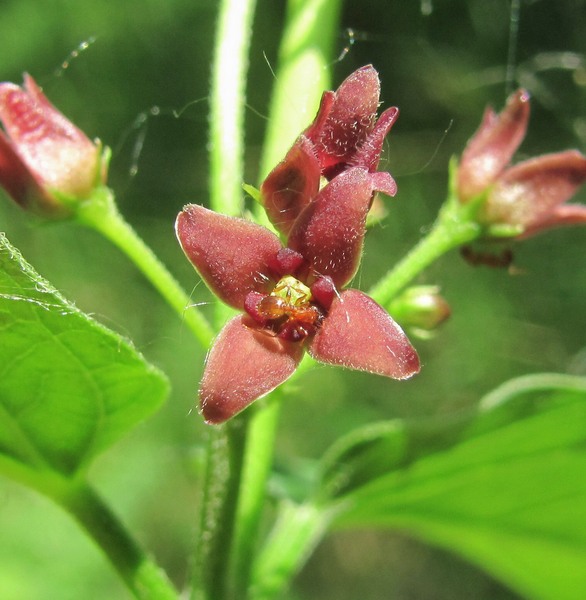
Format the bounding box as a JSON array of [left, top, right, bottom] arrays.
[[75, 187, 214, 349], [0, 455, 178, 600], [370, 195, 481, 306]]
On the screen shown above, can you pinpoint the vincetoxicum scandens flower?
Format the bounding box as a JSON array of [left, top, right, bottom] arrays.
[[176, 66, 418, 424], [0, 74, 106, 217], [177, 170, 419, 424], [457, 88, 586, 238]]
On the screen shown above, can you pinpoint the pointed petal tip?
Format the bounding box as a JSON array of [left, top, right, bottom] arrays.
[[458, 88, 531, 201], [309, 289, 420, 380]]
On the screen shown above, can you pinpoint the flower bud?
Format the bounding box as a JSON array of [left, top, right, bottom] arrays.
[[456, 89, 586, 238], [0, 74, 107, 218], [388, 286, 451, 338]]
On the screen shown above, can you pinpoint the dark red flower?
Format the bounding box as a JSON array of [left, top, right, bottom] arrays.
[[0, 74, 106, 217], [457, 89, 586, 237], [177, 167, 419, 424]]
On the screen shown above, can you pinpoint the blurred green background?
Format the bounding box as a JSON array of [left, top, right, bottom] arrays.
[[1, 0, 585, 598]]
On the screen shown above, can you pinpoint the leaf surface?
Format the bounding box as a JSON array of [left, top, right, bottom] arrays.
[[0, 233, 169, 477], [319, 374, 586, 600]]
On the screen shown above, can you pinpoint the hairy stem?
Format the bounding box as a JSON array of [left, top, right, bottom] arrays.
[[191, 0, 259, 598], [226, 400, 282, 599], [60, 481, 179, 600], [369, 201, 482, 306], [209, 0, 258, 217], [191, 418, 249, 600], [0, 457, 178, 600], [76, 187, 214, 348]]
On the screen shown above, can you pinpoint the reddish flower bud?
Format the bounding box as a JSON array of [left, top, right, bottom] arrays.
[[304, 65, 400, 183], [457, 88, 586, 238], [0, 74, 106, 217]]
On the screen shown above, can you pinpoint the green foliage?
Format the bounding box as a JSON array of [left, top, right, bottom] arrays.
[[0, 232, 169, 479], [318, 374, 586, 600], [1, 0, 586, 597]]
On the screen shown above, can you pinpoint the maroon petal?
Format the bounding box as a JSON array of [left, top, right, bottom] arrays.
[[200, 316, 304, 424], [260, 135, 321, 235], [176, 204, 282, 309], [303, 91, 335, 149], [521, 203, 586, 238], [288, 167, 375, 288], [458, 89, 530, 201], [0, 130, 48, 209], [306, 66, 381, 178], [350, 106, 399, 174], [485, 150, 586, 229], [308, 289, 420, 379], [369, 170, 398, 197]]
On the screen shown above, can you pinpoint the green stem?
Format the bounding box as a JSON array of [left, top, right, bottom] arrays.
[[195, 0, 345, 598], [208, 0, 257, 327], [227, 1, 344, 595], [59, 481, 179, 600], [191, 417, 249, 600], [250, 502, 332, 600], [258, 0, 344, 182], [209, 0, 258, 217], [369, 201, 482, 306], [190, 1, 260, 597], [75, 187, 213, 349], [0, 457, 178, 600], [226, 399, 282, 599]]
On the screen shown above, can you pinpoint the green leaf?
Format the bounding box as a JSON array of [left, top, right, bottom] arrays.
[[319, 374, 586, 600], [0, 233, 169, 479]]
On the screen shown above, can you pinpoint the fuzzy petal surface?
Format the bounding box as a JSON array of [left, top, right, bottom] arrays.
[[458, 89, 530, 201], [260, 135, 321, 235], [306, 66, 380, 178], [350, 106, 399, 174], [521, 203, 586, 238], [0, 130, 48, 209], [288, 167, 375, 287], [309, 289, 420, 379], [200, 316, 304, 423], [484, 150, 586, 230], [0, 75, 99, 199], [176, 204, 282, 309]]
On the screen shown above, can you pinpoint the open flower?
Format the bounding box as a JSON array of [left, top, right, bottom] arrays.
[[260, 65, 398, 235], [177, 167, 419, 424], [457, 88, 586, 238], [0, 74, 106, 217]]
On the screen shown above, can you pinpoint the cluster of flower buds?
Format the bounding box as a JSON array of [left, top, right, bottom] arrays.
[[176, 66, 421, 423], [457, 88, 586, 239], [0, 74, 107, 218]]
